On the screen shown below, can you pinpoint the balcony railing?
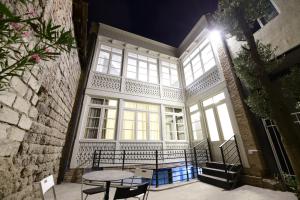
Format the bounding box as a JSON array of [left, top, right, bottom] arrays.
[[91, 147, 209, 187], [87, 72, 184, 102]]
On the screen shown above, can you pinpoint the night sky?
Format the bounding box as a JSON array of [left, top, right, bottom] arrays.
[[89, 0, 218, 47]]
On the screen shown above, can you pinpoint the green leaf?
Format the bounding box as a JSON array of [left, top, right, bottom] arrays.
[[0, 2, 14, 18]]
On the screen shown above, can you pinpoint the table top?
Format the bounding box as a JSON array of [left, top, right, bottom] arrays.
[[82, 170, 134, 182]]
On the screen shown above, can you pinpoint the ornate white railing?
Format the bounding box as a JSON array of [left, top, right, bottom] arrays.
[[75, 140, 190, 167], [88, 72, 122, 92], [87, 72, 184, 102], [124, 79, 160, 98], [186, 67, 222, 98], [162, 86, 184, 102]]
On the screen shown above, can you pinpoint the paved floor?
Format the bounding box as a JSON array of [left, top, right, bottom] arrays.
[[45, 182, 297, 200]]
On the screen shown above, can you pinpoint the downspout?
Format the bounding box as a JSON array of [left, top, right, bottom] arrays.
[[58, 23, 99, 183]]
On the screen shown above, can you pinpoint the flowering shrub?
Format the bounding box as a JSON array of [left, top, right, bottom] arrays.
[[0, 0, 76, 90]]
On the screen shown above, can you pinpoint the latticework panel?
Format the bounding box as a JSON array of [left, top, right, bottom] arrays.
[[88, 72, 121, 91], [186, 68, 222, 97], [162, 86, 184, 102], [124, 79, 160, 97], [119, 142, 163, 163], [76, 141, 116, 167]]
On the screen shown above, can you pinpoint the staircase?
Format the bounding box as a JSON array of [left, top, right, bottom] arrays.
[[196, 135, 243, 190]]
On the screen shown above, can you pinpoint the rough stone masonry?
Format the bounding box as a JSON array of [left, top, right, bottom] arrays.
[[0, 0, 81, 199]]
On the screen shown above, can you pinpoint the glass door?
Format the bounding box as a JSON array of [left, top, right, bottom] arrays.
[[203, 92, 235, 161]]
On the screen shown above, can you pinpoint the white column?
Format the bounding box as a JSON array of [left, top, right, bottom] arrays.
[[160, 104, 166, 150], [120, 47, 128, 93], [115, 99, 124, 150]]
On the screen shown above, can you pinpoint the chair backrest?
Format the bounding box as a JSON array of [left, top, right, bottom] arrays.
[[40, 175, 57, 200], [134, 168, 153, 180], [114, 182, 149, 200]]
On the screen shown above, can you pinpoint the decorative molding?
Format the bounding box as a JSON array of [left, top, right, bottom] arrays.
[[76, 141, 116, 167], [162, 86, 184, 102], [124, 79, 160, 98], [186, 68, 222, 98], [88, 72, 121, 92]]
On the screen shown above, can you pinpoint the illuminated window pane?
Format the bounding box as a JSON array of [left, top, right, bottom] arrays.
[[203, 98, 214, 107], [213, 92, 225, 103], [205, 108, 220, 141], [190, 104, 198, 113], [217, 104, 234, 140]]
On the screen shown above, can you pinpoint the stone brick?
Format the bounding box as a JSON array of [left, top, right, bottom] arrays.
[[7, 126, 26, 142], [31, 94, 39, 106], [18, 114, 32, 130], [0, 91, 16, 107], [29, 107, 38, 119], [0, 139, 20, 156], [0, 106, 19, 125], [10, 77, 28, 97], [28, 76, 41, 92], [0, 123, 10, 139], [13, 97, 31, 114]]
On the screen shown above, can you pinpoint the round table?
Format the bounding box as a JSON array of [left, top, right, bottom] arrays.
[[83, 170, 134, 200]]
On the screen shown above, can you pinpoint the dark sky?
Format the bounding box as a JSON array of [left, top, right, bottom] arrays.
[[89, 0, 218, 47]]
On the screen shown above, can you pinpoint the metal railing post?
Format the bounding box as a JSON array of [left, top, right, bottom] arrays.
[[184, 149, 189, 181], [155, 150, 159, 188], [234, 135, 243, 166], [220, 146, 229, 183], [193, 147, 199, 176], [122, 150, 126, 170]]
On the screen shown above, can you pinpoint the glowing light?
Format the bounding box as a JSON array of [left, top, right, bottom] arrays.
[[209, 30, 222, 42], [209, 30, 222, 47]]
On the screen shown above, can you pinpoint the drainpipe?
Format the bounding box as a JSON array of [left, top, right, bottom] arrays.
[[57, 23, 99, 183]]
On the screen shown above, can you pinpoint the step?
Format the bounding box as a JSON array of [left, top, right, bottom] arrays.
[[198, 174, 235, 189], [202, 167, 238, 179], [206, 162, 241, 171]]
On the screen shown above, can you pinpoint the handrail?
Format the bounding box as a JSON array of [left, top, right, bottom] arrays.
[[193, 138, 209, 148], [219, 135, 235, 148], [219, 135, 243, 187]]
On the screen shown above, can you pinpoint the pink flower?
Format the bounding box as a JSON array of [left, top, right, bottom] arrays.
[[27, 8, 37, 17], [22, 31, 31, 38], [45, 48, 50, 53], [31, 54, 41, 63], [11, 22, 22, 31]]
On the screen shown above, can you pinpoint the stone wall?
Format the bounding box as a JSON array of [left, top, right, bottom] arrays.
[[216, 40, 268, 178], [0, 0, 81, 199]]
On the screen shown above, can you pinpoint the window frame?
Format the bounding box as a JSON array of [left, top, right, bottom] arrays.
[[189, 104, 204, 141], [183, 40, 217, 86], [164, 107, 186, 141], [95, 44, 124, 77], [82, 98, 118, 140], [126, 52, 159, 84], [122, 101, 161, 141], [160, 60, 180, 88]]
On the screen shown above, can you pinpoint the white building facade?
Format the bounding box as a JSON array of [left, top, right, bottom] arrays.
[[70, 17, 250, 170]]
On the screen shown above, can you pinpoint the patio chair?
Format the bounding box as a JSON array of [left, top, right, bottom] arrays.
[[39, 175, 57, 200], [114, 168, 153, 200], [81, 168, 106, 200], [113, 182, 149, 200]]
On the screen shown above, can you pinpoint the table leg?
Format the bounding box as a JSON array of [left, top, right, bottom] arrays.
[[104, 181, 111, 200]]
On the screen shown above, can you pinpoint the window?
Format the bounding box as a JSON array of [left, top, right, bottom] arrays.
[[165, 107, 186, 140], [183, 39, 217, 86], [203, 92, 234, 141], [250, 0, 279, 33], [84, 98, 118, 139], [126, 52, 158, 84], [189, 104, 204, 141], [96, 45, 123, 76], [161, 61, 179, 87], [122, 101, 160, 140]]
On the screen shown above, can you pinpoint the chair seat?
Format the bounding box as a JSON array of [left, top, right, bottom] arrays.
[[83, 186, 106, 195]]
